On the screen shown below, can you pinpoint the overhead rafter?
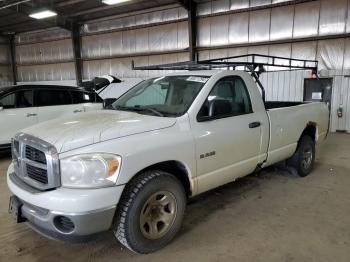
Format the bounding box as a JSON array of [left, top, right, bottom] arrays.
[[2, 1, 75, 33], [177, 0, 190, 10], [56, 0, 88, 8]]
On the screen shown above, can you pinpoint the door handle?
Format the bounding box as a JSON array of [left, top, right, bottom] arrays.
[[26, 113, 37, 117], [73, 109, 83, 113], [249, 121, 261, 128]]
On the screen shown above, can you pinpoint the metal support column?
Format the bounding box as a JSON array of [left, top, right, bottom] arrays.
[[187, 0, 197, 61], [9, 34, 17, 85], [72, 23, 83, 86]]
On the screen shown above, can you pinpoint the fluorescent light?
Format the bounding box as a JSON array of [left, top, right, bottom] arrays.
[[102, 0, 131, 5], [29, 10, 57, 19]]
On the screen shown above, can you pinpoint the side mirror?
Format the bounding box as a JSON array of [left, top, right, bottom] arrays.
[[103, 98, 117, 109], [197, 99, 232, 122], [208, 99, 232, 118]]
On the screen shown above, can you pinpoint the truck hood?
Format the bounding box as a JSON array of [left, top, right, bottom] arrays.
[[22, 110, 177, 153]]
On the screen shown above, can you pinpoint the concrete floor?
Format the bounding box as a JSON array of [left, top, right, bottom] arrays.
[[0, 133, 350, 262]]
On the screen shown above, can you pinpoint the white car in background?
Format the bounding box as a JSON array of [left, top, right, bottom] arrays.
[[0, 85, 103, 151]]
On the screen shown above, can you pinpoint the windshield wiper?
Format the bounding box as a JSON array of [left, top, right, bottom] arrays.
[[115, 105, 164, 117]]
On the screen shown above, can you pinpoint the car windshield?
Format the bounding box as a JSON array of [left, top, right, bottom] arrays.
[[112, 75, 210, 117]]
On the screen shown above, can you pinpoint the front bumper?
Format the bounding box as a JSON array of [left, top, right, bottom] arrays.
[[12, 195, 116, 243], [7, 163, 125, 243]]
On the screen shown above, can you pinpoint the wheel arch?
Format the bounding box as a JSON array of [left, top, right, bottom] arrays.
[[300, 122, 317, 142], [126, 160, 194, 197]]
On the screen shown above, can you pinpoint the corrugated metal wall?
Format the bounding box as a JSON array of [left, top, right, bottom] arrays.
[[0, 37, 12, 87], [3, 0, 350, 132], [195, 0, 350, 133], [15, 28, 75, 81], [14, 6, 190, 81]]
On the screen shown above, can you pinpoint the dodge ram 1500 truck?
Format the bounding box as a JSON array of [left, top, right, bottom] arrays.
[[7, 70, 329, 254]]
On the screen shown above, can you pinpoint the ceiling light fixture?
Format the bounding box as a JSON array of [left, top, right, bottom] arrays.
[[29, 10, 57, 19], [102, 0, 132, 5]]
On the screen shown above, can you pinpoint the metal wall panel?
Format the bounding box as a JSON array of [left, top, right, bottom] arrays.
[[198, 17, 211, 47], [260, 70, 309, 102], [343, 38, 350, 69], [82, 52, 189, 80], [249, 9, 271, 43], [16, 39, 74, 64], [317, 39, 345, 70], [230, 0, 249, 10], [347, 1, 350, 33], [197, 1, 212, 16], [16, 28, 71, 44], [319, 0, 347, 36], [293, 1, 320, 38], [268, 43, 292, 68], [345, 75, 350, 132], [210, 15, 229, 46], [82, 21, 188, 59], [270, 5, 294, 41], [291, 41, 317, 60], [196, 0, 350, 46], [0, 44, 10, 64], [228, 12, 249, 44], [336, 73, 348, 131], [199, 0, 301, 15], [212, 0, 230, 13], [17, 62, 75, 82], [250, 0, 271, 7], [0, 65, 12, 86], [177, 21, 189, 49], [228, 47, 248, 60], [247, 45, 269, 62], [82, 7, 187, 34], [272, 0, 291, 3]]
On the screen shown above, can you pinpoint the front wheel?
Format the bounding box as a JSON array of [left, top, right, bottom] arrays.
[[113, 170, 186, 254], [287, 135, 315, 177]]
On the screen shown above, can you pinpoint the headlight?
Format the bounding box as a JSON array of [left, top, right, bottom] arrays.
[[60, 153, 121, 188]]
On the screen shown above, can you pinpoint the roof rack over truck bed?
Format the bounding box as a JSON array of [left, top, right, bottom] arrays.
[[131, 54, 318, 103]]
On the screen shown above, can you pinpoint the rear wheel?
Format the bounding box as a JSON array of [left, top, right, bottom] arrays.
[[287, 135, 315, 177], [113, 170, 186, 254]]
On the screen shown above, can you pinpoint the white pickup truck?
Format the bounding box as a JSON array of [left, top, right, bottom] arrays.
[[7, 70, 329, 254]]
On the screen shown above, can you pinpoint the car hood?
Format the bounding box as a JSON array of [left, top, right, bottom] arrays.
[[22, 110, 177, 153]]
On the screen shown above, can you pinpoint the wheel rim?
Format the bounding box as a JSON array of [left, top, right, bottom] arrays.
[[301, 144, 313, 170], [140, 191, 177, 240]]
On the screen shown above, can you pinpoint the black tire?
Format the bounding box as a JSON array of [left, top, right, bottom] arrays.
[[287, 135, 315, 177], [113, 170, 186, 254]]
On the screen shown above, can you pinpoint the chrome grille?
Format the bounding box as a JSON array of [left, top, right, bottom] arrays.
[[26, 164, 48, 184], [12, 133, 60, 191], [25, 145, 47, 164]]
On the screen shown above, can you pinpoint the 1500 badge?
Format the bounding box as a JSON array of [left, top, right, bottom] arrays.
[[200, 151, 216, 159]]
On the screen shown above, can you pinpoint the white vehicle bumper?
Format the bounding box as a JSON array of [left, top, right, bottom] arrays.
[[7, 163, 125, 242]]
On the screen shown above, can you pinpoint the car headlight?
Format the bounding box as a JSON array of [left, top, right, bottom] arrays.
[[60, 153, 121, 188]]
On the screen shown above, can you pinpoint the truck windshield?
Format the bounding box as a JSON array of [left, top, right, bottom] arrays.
[[112, 75, 210, 117]]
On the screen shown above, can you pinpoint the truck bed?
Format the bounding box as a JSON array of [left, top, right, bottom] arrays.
[[263, 102, 329, 167]]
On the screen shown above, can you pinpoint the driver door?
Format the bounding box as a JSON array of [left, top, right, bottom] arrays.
[[192, 76, 262, 194]]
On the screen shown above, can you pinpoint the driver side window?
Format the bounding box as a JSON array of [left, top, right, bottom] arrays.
[[198, 76, 252, 121]]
